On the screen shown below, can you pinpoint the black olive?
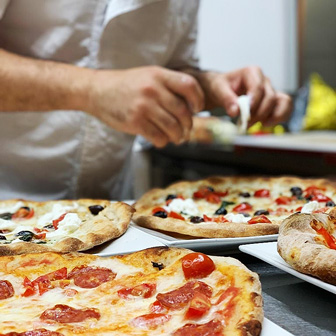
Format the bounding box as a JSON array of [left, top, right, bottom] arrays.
[[0, 235, 7, 240], [151, 261, 164, 270], [239, 192, 251, 198], [254, 209, 270, 216], [306, 195, 313, 201], [165, 194, 177, 201], [326, 200, 335, 207], [16, 231, 34, 242], [215, 208, 227, 215], [207, 186, 215, 192], [43, 224, 55, 230], [153, 211, 167, 218], [88, 205, 104, 215], [290, 186, 303, 197], [239, 213, 251, 217], [21, 206, 31, 211], [0, 212, 12, 220], [189, 216, 204, 223]]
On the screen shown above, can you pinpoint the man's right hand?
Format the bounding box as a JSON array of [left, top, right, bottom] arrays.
[[87, 66, 204, 147]]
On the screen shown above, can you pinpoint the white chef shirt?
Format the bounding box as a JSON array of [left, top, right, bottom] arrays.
[[0, 0, 199, 200]]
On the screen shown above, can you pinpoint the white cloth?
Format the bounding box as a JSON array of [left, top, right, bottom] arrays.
[[0, 0, 199, 200]]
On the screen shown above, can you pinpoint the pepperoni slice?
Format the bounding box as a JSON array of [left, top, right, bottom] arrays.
[[130, 313, 171, 329], [0, 280, 14, 300], [68, 265, 116, 288], [40, 304, 100, 323], [0, 329, 64, 336], [172, 319, 223, 336], [156, 281, 212, 310], [118, 283, 156, 299]]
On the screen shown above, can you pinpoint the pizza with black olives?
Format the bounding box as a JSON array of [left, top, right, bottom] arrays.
[[133, 176, 336, 238], [0, 199, 134, 255]]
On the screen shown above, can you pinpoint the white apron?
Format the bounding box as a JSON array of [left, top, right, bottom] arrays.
[[0, 0, 199, 200]]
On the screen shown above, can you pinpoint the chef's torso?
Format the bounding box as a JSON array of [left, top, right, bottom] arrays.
[[0, 0, 199, 200]]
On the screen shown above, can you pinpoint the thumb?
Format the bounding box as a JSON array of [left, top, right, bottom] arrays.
[[217, 81, 239, 118]]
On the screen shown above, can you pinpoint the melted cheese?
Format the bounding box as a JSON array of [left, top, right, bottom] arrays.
[[45, 213, 81, 239], [165, 198, 199, 216], [301, 201, 320, 214], [37, 203, 78, 227]]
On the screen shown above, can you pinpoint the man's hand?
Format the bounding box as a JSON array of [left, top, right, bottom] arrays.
[[188, 66, 292, 127], [87, 66, 204, 147]]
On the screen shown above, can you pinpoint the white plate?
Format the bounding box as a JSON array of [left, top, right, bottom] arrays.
[[133, 224, 278, 250], [87, 226, 165, 257], [262, 318, 293, 336], [239, 242, 336, 294]]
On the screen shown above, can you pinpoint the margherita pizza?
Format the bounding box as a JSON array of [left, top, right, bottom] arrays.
[[133, 176, 336, 238], [0, 199, 133, 255], [0, 247, 263, 335], [278, 208, 336, 285]]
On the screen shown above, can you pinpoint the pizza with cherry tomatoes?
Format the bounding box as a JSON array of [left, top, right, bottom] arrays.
[[0, 247, 263, 335], [278, 207, 336, 285], [0, 199, 133, 255], [133, 176, 336, 238]]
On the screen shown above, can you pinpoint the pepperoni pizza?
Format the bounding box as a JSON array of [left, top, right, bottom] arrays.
[[0, 247, 263, 335], [0, 199, 133, 255], [133, 176, 336, 238]]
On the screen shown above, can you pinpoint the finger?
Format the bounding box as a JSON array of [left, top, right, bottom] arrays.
[[158, 89, 193, 139], [263, 93, 293, 126], [241, 66, 265, 114], [249, 78, 276, 126], [213, 78, 240, 117], [137, 118, 170, 148], [148, 104, 185, 145], [163, 70, 205, 113]]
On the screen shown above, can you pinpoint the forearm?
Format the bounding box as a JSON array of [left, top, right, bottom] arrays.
[[0, 48, 94, 112]]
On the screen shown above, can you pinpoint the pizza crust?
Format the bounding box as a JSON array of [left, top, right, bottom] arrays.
[[134, 176, 336, 238], [0, 200, 134, 255], [277, 210, 336, 285]]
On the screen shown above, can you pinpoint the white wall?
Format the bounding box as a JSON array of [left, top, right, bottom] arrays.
[[197, 0, 298, 93]]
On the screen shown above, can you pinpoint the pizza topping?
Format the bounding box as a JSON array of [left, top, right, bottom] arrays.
[[232, 202, 252, 212], [214, 201, 234, 215], [181, 253, 216, 279], [40, 304, 100, 323], [168, 211, 185, 220], [0, 329, 65, 336], [88, 204, 104, 215], [189, 216, 205, 224], [130, 313, 171, 329], [118, 283, 156, 299], [193, 187, 228, 204], [185, 291, 211, 320], [156, 281, 212, 310], [172, 319, 223, 336], [166, 198, 199, 216], [151, 261, 164, 270], [68, 265, 116, 288], [254, 209, 270, 216], [0, 212, 12, 220], [248, 215, 272, 224], [52, 213, 67, 229], [149, 300, 168, 313], [15, 230, 35, 242], [239, 192, 251, 198], [12, 207, 34, 220], [254, 189, 270, 198], [301, 201, 320, 214], [224, 213, 250, 223], [165, 194, 184, 205], [326, 200, 336, 207], [290, 186, 303, 198], [0, 235, 6, 240], [0, 280, 14, 300], [275, 196, 293, 205], [152, 207, 168, 218], [311, 219, 336, 250]]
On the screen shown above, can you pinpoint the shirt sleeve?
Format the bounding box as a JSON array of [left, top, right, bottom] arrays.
[[0, 0, 10, 20], [166, 0, 200, 69]]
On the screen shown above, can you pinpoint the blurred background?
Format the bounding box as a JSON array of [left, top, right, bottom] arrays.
[[131, 0, 336, 198]]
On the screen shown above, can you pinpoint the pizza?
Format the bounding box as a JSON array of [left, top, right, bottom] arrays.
[[0, 247, 263, 335], [0, 199, 134, 255], [133, 176, 336, 238], [278, 207, 336, 285]]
